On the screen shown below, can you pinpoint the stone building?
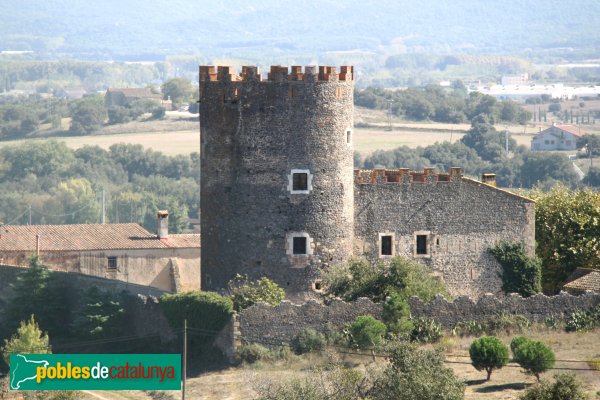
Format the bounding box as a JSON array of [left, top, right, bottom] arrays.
[[0, 212, 200, 293], [200, 65, 535, 299]]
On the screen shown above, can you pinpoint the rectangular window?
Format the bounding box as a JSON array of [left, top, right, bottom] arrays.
[[293, 173, 308, 191], [544, 140, 550, 144], [346, 130, 352, 144], [416, 235, 428, 255], [381, 235, 393, 256], [107, 256, 117, 270], [293, 237, 307, 255]]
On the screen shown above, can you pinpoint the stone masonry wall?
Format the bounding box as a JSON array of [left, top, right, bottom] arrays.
[[409, 292, 600, 328], [354, 171, 535, 297], [239, 298, 383, 344], [237, 292, 600, 346], [201, 66, 355, 299]]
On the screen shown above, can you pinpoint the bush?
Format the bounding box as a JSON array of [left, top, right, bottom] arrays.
[[520, 373, 588, 400], [159, 291, 233, 355], [227, 274, 286, 312], [513, 339, 555, 381], [322, 257, 448, 303], [291, 328, 326, 355], [565, 311, 595, 332], [370, 342, 465, 400], [410, 317, 442, 343], [349, 316, 387, 349], [469, 336, 509, 381], [235, 343, 270, 364], [510, 336, 529, 353], [489, 241, 542, 297], [382, 292, 413, 337], [151, 107, 166, 119], [548, 103, 562, 113]]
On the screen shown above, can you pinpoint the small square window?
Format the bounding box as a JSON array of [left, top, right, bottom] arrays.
[[346, 130, 352, 144], [293, 173, 308, 191], [107, 256, 117, 270], [381, 236, 393, 256], [293, 237, 307, 255]]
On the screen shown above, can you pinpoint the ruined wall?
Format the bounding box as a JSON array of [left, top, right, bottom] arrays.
[[409, 292, 600, 328], [200, 65, 355, 298], [0, 248, 200, 292], [237, 292, 600, 347], [353, 169, 535, 297], [239, 298, 383, 344]]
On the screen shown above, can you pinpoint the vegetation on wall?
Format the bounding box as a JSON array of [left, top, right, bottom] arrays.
[[489, 241, 542, 297]]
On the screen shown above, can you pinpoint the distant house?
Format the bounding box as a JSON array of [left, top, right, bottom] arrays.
[[563, 268, 600, 295], [0, 212, 199, 293], [104, 87, 173, 110], [531, 124, 581, 151]]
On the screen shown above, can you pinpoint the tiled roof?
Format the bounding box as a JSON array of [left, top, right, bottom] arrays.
[[536, 124, 582, 138], [106, 88, 162, 99], [0, 224, 199, 251], [564, 269, 600, 293]]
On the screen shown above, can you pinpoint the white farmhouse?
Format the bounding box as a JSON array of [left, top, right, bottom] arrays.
[[531, 124, 581, 151]]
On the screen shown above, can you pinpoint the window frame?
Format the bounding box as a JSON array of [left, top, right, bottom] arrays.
[[287, 169, 313, 194], [107, 256, 117, 270], [378, 232, 395, 258], [413, 231, 431, 258], [286, 232, 313, 256]]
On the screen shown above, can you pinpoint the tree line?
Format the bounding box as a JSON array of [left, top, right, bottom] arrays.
[[0, 141, 199, 233]]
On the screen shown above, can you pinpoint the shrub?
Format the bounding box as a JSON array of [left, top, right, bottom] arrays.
[[452, 321, 485, 337], [565, 311, 595, 332], [322, 257, 448, 303], [520, 373, 588, 400], [382, 292, 413, 337], [349, 316, 387, 349], [159, 291, 233, 355], [489, 241, 542, 297], [291, 328, 326, 355], [235, 343, 269, 364], [513, 339, 555, 381], [469, 336, 509, 381], [151, 107, 166, 119], [371, 342, 465, 400], [510, 336, 529, 354], [410, 317, 442, 343], [486, 313, 531, 335], [227, 274, 286, 312]]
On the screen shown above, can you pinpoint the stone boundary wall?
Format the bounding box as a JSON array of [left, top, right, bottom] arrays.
[[239, 298, 383, 345], [409, 292, 600, 328], [237, 292, 600, 346]]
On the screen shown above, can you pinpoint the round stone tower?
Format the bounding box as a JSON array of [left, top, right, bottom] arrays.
[[200, 65, 354, 298]]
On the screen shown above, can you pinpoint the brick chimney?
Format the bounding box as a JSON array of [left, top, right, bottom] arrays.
[[481, 173, 496, 187], [157, 210, 169, 239]]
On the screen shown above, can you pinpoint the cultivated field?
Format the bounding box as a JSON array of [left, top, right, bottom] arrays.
[[77, 329, 600, 400]]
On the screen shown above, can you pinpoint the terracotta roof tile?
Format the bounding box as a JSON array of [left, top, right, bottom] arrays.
[[0, 224, 199, 251], [564, 269, 600, 292]]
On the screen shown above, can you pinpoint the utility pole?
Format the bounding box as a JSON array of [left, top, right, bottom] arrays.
[[386, 100, 393, 131], [101, 189, 106, 224], [182, 319, 187, 400], [504, 125, 509, 156], [28, 205, 31, 225]]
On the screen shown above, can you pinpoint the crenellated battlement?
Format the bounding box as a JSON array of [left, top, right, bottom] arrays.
[[354, 167, 463, 185], [199, 65, 354, 82]]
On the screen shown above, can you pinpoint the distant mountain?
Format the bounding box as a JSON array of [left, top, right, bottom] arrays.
[[1, 0, 599, 60]]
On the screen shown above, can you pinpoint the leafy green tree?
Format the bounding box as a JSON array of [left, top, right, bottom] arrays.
[[461, 119, 515, 161], [489, 241, 542, 297], [2, 315, 50, 366], [576, 133, 600, 156], [519, 152, 579, 189], [227, 274, 286, 312], [531, 187, 600, 292], [44, 178, 101, 224], [107, 106, 131, 124], [520, 373, 588, 400], [382, 292, 413, 337], [512, 339, 555, 381], [370, 342, 465, 400], [469, 336, 509, 380], [0, 140, 76, 180], [583, 166, 600, 187], [161, 78, 194, 107], [3, 257, 49, 334], [72, 286, 124, 339], [349, 316, 387, 349], [291, 328, 326, 355], [69, 96, 106, 135], [159, 291, 233, 355]]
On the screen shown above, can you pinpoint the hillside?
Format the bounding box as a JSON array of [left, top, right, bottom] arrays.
[[1, 0, 600, 61]]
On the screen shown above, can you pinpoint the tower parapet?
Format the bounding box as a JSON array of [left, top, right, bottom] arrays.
[[199, 65, 354, 82]]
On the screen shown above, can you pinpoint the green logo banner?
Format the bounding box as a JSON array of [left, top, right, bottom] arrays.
[[10, 354, 181, 390]]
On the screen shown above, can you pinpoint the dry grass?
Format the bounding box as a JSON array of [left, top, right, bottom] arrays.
[[76, 329, 600, 400]]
